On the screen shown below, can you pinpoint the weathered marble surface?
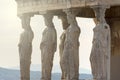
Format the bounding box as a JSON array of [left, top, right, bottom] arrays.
[[18, 15, 34, 80], [90, 6, 110, 80], [40, 14, 57, 80], [59, 15, 69, 80], [60, 9, 80, 80]]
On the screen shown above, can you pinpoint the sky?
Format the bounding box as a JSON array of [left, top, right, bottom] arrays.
[[0, 0, 95, 73]]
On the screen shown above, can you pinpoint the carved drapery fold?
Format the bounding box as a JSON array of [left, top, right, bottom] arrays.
[[61, 9, 80, 80], [18, 14, 34, 80], [90, 6, 111, 80], [40, 13, 57, 80]]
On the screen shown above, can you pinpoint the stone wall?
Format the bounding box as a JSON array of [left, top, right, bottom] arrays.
[[107, 18, 120, 80]]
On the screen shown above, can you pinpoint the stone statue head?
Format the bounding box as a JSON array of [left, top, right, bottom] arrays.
[[21, 15, 31, 30], [93, 6, 106, 24], [64, 9, 78, 26], [43, 14, 54, 27], [58, 15, 70, 30]]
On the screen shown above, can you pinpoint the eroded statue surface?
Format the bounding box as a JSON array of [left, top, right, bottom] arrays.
[[18, 15, 34, 80], [40, 14, 57, 80], [90, 6, 110, 80], [61, 10, 80, 80], [59, 16, 70, 80]]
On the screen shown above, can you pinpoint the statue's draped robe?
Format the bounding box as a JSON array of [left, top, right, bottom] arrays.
[[62, 25, 80, 80], [40, 26, 57, 80], [90, 23, 110, 80]]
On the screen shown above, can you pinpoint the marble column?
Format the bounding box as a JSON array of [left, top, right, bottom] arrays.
[[40, 13, 57, 80], [18, 14, 34, 80], [58, 15, 70, 80], [90, 6, 111, 80], [61, 9, 80, 80]]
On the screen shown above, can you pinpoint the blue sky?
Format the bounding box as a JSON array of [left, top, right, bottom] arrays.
[[0, 0, 95, 73]]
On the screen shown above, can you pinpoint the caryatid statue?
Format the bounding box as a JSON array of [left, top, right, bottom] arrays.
[[18, 14, 34, 80], [90, 6, 111, 80], [61, 9, 81, 80], [40, 13, 57, 80], [59, 15, 70, 80]]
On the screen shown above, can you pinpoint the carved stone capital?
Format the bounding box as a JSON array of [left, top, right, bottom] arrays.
[[92, 5, 110, 23], [63, 9, 78, 26]]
